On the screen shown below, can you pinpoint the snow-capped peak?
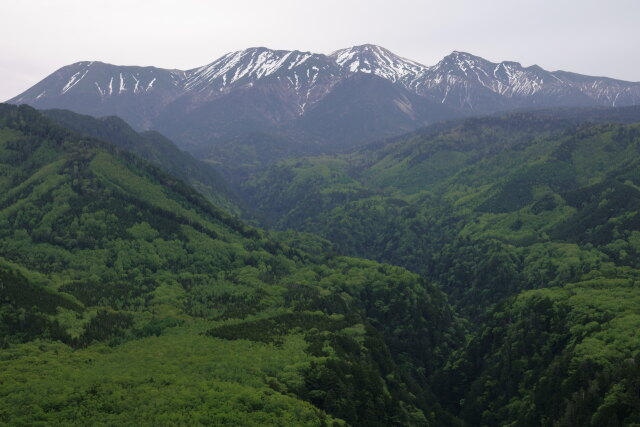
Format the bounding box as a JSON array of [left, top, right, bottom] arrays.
[[330, 44, 429, 88], [184, 47, 340, 93], [9, 45, 640, 121], [418, 51, 561, 105], [431, 51, 493, 75]]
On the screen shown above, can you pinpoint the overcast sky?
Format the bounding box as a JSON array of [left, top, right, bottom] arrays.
[[2, 0, 639, 101]]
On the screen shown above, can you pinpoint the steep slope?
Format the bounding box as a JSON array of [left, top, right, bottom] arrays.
[[0, 104, 464, 426], [290, 73, 453, 150], [9, 61, 185, 129], [446, 281, 640, 426], [417, 51, 640, 111], [40, 108, 242, 215], [330, 44, 429, 89], [183, 47, 343, 107]]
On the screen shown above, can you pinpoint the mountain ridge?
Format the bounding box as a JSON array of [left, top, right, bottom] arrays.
[[12, 45, 640, 109], [39, 108, 243, 215], [8, 44, 640, 160]]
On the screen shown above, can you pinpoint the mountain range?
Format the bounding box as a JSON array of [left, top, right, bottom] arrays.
[[9, 45, 640, 157]]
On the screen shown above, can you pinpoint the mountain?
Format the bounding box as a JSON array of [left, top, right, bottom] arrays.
[[39, 108, 242, 215], [330, 44, 428, 89], [183, 47, 343, 106], [9, 61, 185, 129], [0, 104, 464, 426], [9, 46, 640, 161], [287, 73, 452, 151], [417, 50, 640, 111]]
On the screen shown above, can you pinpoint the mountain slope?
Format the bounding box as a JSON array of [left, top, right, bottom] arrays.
[[330, 44, 428, 89], [241, 110, 640, 425], [417, 51, 640, 111], [184, 47, 343, 107], [0, 104, 464, 426], [39, 108, 242, 215], [243, 109, 640, 318], [10, 61, 185, 129], [289, 73, 454, 151]]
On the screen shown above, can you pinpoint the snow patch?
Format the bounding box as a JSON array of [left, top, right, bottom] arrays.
[[185, 48, 331, 92], [61, 69, 89, 94], [94, 82, 104, 96], [119, 73, 126, 93], [131, 74, 140, 93]]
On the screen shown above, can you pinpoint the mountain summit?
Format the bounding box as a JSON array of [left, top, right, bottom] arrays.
[[10, 61, 184, 129], [330, 44, 428, 89]]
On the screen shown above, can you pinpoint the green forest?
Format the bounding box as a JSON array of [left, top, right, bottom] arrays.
[[1, 104, 639, 426], [242, 113, 640, 425]]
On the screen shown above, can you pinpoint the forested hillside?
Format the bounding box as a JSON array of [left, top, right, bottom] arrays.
[[244, 111, 640, 425], [0, 105, 465, 426], [2, 102, 639, 425], [40, 109, 242, 215]]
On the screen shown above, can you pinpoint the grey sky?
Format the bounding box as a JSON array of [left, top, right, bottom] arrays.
[[2, 0, 639, 101]]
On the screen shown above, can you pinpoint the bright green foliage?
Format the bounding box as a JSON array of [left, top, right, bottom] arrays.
[[3, 103, 640, 426], [244, 114, 640, 309], [448, 280, 640, 426], [41, 109, 243, 216], [243, 156, 371, 229], [242, 112, 640, 425], [0, 104, 464, 426], [0, 333, 334, 426]]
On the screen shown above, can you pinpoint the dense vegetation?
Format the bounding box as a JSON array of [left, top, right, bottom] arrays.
[[449, 280, 640, 426], [2, 103, 640, 425], [206, 105, 640, 188], [0, 105, 464, 425], [41, 108, 242, 215], [243, 111, 640, 425]]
